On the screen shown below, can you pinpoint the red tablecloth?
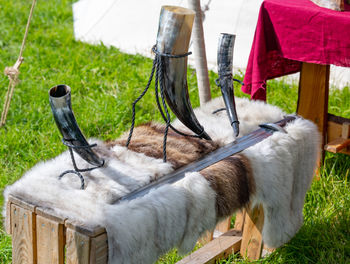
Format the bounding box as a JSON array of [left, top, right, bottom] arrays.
[[242, 0, 350, 101]]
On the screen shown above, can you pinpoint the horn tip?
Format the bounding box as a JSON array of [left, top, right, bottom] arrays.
[[232, 122, 240, 137], [201, 131, 212, 141]]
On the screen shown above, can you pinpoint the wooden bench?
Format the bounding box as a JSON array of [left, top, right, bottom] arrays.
[[6, 194, 267, 264]]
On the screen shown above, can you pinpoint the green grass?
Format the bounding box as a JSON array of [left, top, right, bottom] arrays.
[[0, 1, 349, 263]]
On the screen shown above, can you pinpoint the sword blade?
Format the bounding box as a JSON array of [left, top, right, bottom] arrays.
[[118, 115, 296, 202]]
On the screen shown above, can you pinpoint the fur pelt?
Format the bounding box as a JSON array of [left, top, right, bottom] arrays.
[[2, 97, 320, 263], [108, 122, 219, 170]]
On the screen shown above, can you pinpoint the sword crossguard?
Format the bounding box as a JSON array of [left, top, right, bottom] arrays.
[[259, 123, 288, 133]]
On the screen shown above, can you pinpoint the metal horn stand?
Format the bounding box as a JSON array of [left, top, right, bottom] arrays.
[[59, 139, 104, 190]]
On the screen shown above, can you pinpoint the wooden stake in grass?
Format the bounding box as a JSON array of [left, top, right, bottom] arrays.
[[1, 0, 37, 127], [187, 0, 211, 104]]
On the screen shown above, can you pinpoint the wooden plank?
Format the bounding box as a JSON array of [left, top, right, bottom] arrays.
[[5, 200, 11, 234], [8, 194, 36, 211], [324, 137, 350, 153], [36, 207, 66, 224], [327, 120, 350, 155], [36, 215, 64, 264], [11, 203, 37, 264], [342, 122, 350, 138], [328, 113, 350, 125], [65, 228, 90, 264], [233, 210, 246, 232], [65, 220, 105, 238], [328, 120, 342, 141], [325, 121, 350, 153], [297, 62, 329, 159], [177, 229, 242, 264], [240, 204, 264, 260], [89, 233, 108, 264]]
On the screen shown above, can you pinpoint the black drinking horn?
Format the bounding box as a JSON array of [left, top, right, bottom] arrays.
[[217, 33, 240, 137], [156, 6, 211, 140], [49, 85, 104, 167]]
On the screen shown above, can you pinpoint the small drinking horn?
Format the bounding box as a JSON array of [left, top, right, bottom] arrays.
[[49, 85, 104, 167], [217, 33, 240, 137], [156, 6, 211, 140]]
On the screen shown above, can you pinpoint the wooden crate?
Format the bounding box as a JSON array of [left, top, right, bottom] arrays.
[[6, 194, 108, 264], [6, 194, 267, 264]]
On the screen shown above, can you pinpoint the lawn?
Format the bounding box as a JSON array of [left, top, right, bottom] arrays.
[[0, 0, 349, 263]]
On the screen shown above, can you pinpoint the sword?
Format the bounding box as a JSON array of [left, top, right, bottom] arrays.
[[117, 115, 297, 203]]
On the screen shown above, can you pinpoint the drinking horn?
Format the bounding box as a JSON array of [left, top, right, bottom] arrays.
[[217, 33, 240, 137], [156, 6, 211, 140], [49, 84, 104, 167]]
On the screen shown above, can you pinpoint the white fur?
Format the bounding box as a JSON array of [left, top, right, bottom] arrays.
[[3, 97, 319, 263], [244, 118, 319, 247], [105, 173, 216, 263]]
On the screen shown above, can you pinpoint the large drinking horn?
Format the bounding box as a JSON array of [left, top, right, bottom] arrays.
[[49, 85, 104, 167], [217, 33, 240, 137], [156, 6, 211, 140]]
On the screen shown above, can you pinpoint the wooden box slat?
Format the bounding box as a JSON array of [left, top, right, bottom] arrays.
[[36, 207, 66, 224], [11, 203, 37, 264], [36, 215, 64, 264], [90, 233, 108, 264], [65, 219, 106, 238], [9, 194, 36, 211], [5, 200, 12, 234], [233, 210, 246, 231], [240, 204, 264, 260], [65, 228, 91, 264]]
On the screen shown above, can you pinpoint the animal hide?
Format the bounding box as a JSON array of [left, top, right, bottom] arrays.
[[2, 97, 320, 263]]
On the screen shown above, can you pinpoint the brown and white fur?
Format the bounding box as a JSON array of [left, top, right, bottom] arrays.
[[3, 97, 320, 264], [109, 122, 255, 220]]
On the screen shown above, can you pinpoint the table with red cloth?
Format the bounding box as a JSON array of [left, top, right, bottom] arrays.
[[242, 0, 350, 156]]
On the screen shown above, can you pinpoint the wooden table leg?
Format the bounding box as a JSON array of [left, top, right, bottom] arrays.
[[297, 62, 330, 161]]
